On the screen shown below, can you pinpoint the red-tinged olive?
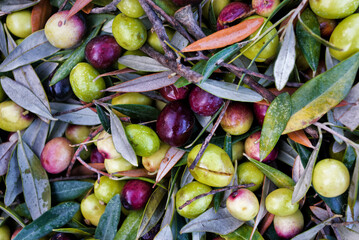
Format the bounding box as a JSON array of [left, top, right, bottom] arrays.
[[159, 84, 190, 102], [156, 101, 195, 147], [220, 101, 253, 135], [253, 102, 268, 126], [217, 2, 251, 30], [317, 16, 337, 38], [51, 233, 76, 240], [189, 86, 223, 116], [85, 35, 122, 69], [252, 0, 280, 17], [244, 131, 278, 163], [120, 180, 152, 210], [90, 147, 105, 163]]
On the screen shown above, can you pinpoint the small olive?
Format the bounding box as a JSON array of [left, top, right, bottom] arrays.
[[111, 92, 152, 117], [65, 124, 91, 144], [104, 157, 135, 175], [6, 10, 32, 38], [237, 162, 264, 192], [117, 0, 145, 18], [97, 131, 121, 159], [142, 142, 170, 172], [0, 101, 34, 132], [0, 224, 10, 240], [80, 194, 106, 226], [226, 188, 260, 221], [147, 27, 175, 54], [94, 176, 126, 204], [265, 188, 299, 217]]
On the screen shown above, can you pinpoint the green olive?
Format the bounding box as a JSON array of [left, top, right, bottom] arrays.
[[65, 124, 91, 144], [6, 10, 32, 38], [15, 38, 24, 45], [147, 27, 175, 54], [125, 124, 160, 157], [309, 0, 359, 19], [80, 194, 106, 226], [0, 100, 34, 132], [176, 181, 213, 219], [104, 157, 135, 175], [188, 143, 234, 187], [237, 162, 264, 192], [112, 13, 147, 50], [111, 92, 152, 117], [69, 62, 106, 102], [203, 0, 231, 19], [0, 224, 10, 240], [329, 13, 359, 61], [241, 16, 279, 62], [94, 176, 126, 204], [142, 141, 170, 172], [312, 159, 350, 198], [0, 82, 6, 102], [265, 188, 299, 217], [232, 141, 244, 161], [117, 0, 145, 18]]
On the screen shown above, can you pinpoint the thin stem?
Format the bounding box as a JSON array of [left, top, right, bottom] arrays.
[[90, 0, 120, 14]]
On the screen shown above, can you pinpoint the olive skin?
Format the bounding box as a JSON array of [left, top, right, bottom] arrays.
[[274, 209, 304, 239], [142, 142, 171, 172], [189, 86, 224, 116], [329, 13, 359, 61], [252, 0, 280, 17], [188, 143, 235, 187], [65, 124, 91, 144], [120, 180, 152, 210], [6, 10, 32, 38], [226, 188, 260, 221], [45, 77, 73, 102], [159, 84, 190, 102], [45, 10, 86, 49], [0, 224, 10, 240], [312, 159, 350, 198], [237, 162, 264, 192], [220, 101, 253, 135], [94, 176, 126, 204], [156, 101, 195, 147], [104, 157, 135, 175], [81, 194, 106, 226], [125, 124, 161, 157], [112, 13, 147, 51], [97, 131, 121, 159], [147, 27, 175, 54], [69, 62, 106, 102], [90, 147, 105, 163], [0, 101, 34, 132], [244, 131, 278, 163], [203, 0, 231, 19], [117, 0, 145, 18], [176, 181, 213, 219], [0, 82, 6, 102], [309, 0, 359, 19], [265, 188, 299, 217]]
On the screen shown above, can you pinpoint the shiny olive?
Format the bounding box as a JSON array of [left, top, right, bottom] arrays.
[[111, 92, 152, 117], [6, 10, 32, 38], [0, 101, 34, 132], [80, 194, 106, 226], [117, 0, 145, 18], [237, 162, 264, 192], [309, 0, 359, 19], [265, 188, 299, 217], [125, 124, 160, 157], [94, 176, 126, 204]]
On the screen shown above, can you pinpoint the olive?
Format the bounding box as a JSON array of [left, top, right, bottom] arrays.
[[0, 101, 34, 132], [0, 224, 10, 240], [265, 188, 299, 217], [104, 157, 135, 175], [117, 0, 145, 18], [97, 131, 121, 159], [147, 27, 175, 54], [244, 131, 278, 163], [111, 92, 152, 117], [220, 102, 253, 135], [65, 124, 91, 144], [237, 162, 264, 192], [309, 0, 359, 19], [142, 142, 170, 172], [189, 86, 224, 116], [232, 141, 244, 161], [0, 82, 6, 102], [6, 10, 32, 38], [274, 209, 304, 239], [203, 0, 231, 19], [80, 194, 106, 226], [94, 176, 126, 204], [252, 0, 280, 17], [90, 147, 105, 163], [45, 77, 73, 102], [159, 84, 190, 102], [120, 180, 152, 210], [226, 188, 260, 221]]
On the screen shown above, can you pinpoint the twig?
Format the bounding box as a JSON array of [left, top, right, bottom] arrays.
[[139, 0, 176, 59], [90, 0, 121, 14], [179, 183, 255, 210], [75, 156, 112, 177], [189, 100, 230, 170], [174, 5, 206, 40]]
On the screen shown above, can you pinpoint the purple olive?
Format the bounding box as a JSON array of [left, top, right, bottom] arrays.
[[85, 35, 122, 69], [121, 180, 152, 210], [172, 0, 202, 7], [141, 222, 161, 240], [159, 84, 190, 102], [189, 86, 223, 116], [156, 101, 195, 147], [217, 2, 251, 30], [51, 233, 76, 240], [253, 102, 268, 126], [45, 77, 73, 102], [90, 147, 105, 163]]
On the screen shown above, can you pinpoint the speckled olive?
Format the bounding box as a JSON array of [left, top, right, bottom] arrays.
[[112, 13, 147, 50], [226, 188, 259, 221], [6, 10, 32, 38], [125, 124, 160, 157], [94, 176, 126, 204], [265, 188, 299, 217], [237, 162, 264, 192], [45, 10, 86, 49], [0, 101, 34, 132], [176, 181, 213, 219], [147, 27, 175, 54], [142, 142, 170, 172], [117, 0, 145, 18], [80, 194, 106, 226], [188, 143, 235, 187], [69, 62, 106, 102]]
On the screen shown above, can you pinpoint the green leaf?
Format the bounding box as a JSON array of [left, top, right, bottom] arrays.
[[319, 194, 345, 215], [296, 8, 320, 71], [0, 202, 25, 227], [17, 133, 51, 220], [4, 145, 22, 206], [246, 156, 295, 189], [53, 228, 94, 236], [283, 52, 359, 133], [95, 194, 122, 240], [174, 60, 206, 88], [114, 210, 143, 240], [111, 104, 160, 121], [14, 203, 32, 220], [221, 224, 264, 240], [343, 145, 356, 173], [12, 202, 80, 240], [51, 181, 94, 202], [208, 0, 217, 31], [96, 105, 111, 133], [137, 187, 167, 239], [260, 93, 291, 161]]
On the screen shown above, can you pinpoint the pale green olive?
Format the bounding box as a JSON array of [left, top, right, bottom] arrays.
[[117, 0, 145, 18], [309, 0, 359, 19], [237, 162, 264, 192], [142, 142, 170, 172], [0, 101, 34, 132], [6, 10, 32, 38], [147, 27, 175, 54], [104, 157, 135, 175], [94, 176, 126, 204], [80, 194, 106, 226], [111, 92, 152, 117], [265, 188, 299, 217]]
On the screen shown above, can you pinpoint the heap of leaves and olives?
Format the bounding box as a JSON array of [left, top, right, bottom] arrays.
[[0, 0, 359, 239]]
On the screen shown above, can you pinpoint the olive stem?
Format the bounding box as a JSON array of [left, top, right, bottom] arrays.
[[189, 100, 230, 170], [178, 183, 255, 210], [90, 0, 121, 14], [139, 0, 177, 60]]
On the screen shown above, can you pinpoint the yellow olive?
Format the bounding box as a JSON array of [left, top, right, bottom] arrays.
[[6, 10, 32, 38], [80, 194, 106, 226], [94, 176, 126, 203]]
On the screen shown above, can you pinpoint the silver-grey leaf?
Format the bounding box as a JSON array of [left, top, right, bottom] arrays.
[[0, 30, 59, 72], [180, 207, 244, 235], [154, 225, 173, 240], [292, 132, 322, 204], [118, 55, 170, 72], [4, 146, 22, 206], [274, 23, 296, 91], [348, 149, 359, 215], [180, 167, 194, 188], [110, 111, 138, 166], [0, 141, 16, 176], [171, 32, 189, 51], [23, 118, 49, 158], [327, 110, 344, 144], [0, 0, 40, 12], [0, 23, 7, 57], [0, 76, 55, 120], [47, 121, 69, 141], [161, 185, 177, 228], [277, 140, 298, 167], [325, 47, 339, 70], [195, 114, 213, 133], [197, 79, 263, 102], [35, 61, 59, 82], [192, 232, 206, 240], [232, 55, 258, 73], [335, 226, 359, 240], [50, 102, 100, 125], [310, 206, 330, 221]]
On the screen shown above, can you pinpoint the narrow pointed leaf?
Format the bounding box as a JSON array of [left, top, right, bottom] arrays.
[[0, 23, 7, 57], [246, 155, 295, 189], [348, 149, 359, 215], [327, 110, 344, 144], [22, 118, 49, 157], [274, 23, 296, 90], [221, 224, 264, 240], [50, 102, 101, 125], [118, 55, 170, 72], [95, 194, 121, 240], [66, 0, 92, 20], [110, 111, 138, 166], [17, 134, 51, 220], [287, 130, 314, 148], [4, 145, 22, 206], [0, 202, 25, 227], [114, 210, 143, 240], [291, 131, 322, 204], [283, 52, 359, 133], [156, 147, 186, 184], [111, 104, 160, 121], [51, 181, 94, 202], [154, 225, 173, 240], [12, 202, 80, 240], [0, 0, 40, 13], [310, 206, 330, 221], [0, 141, 16, 176], [260, 93, 291, 161]]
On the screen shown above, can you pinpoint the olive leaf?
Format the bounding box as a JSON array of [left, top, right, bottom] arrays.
[[274, 23, 296, 91], [95, 194, 122, 240], [51, 181, 94, 202], [180, 207, 244, 235], [0, 23, 7, 57], [111, 104, 160, 121], [109, 111, 138, 166], [105, 71, 179, 92], [0, 141, 16, 176], [327, 110, 344, 144], [283, 51, 359, 133], [12, 202, 80, 240], [17, 133, 51, 220], [260, 93, 292, 161], [47, 120, 69, 140], [114, 209, 143, 240], [0, 30, 59, 72], [4, 145, 22, 206], [118, 55, 171, 72], [23, 118, 49, 157], [325, 47, 339, 70], [50, 102, 101, 125], [35, 61, 59, 82], [0, 202, 25, 228], [53, 228, 94, 237], [180, 167, 194, 188], [0, 0, 40, 12], [335, 225, 359, 240], [277, 140, 298, 167], [220, 224, 264, 240], [0, 76, 55, 121], [197, 79, 263, 102], [291, 129, 322, 204], [154, 225, 173, 240], [347, 149, 359, 215], [310, 206, 330, 221]]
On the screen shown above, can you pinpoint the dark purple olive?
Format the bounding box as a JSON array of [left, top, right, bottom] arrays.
[[90, 147, 105, 163], [156, 101, 195, 147], [51, 232, 76, 240], [159, 84, 190, 102], [253, 102, 268, 126], [45, 77, 73, 102], [189, 86, 223, 116], [85, 35, 122, 69], [172, 0, 202, 7], [141, 222, 161, 240], [121, 180, 152, 210], [217, 2, 251, 30]]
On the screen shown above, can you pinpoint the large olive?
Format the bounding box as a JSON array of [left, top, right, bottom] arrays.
[[309, 0, 359, 19], [125, 124, 160, 157], [80, 194, 106, 226], [188, 143, 234, 187], [0, 101, 34, 132], [265, 188, 299, 217], [6, 10, 32, 38]]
